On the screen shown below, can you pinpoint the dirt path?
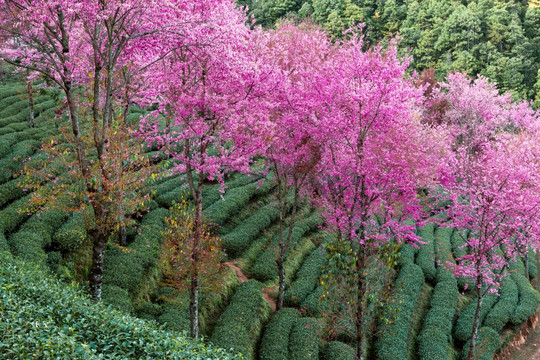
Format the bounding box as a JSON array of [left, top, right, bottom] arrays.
[[224, 261, 277, 313], [504, 319, 540, 360]]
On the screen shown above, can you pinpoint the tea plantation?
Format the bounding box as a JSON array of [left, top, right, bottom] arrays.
[[0, 81, 539, 359]]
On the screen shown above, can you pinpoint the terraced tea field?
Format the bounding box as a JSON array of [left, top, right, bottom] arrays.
[[0, 81, 538, 360]]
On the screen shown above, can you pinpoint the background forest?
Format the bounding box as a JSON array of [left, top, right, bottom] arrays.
[[241, 0, 540, 104]]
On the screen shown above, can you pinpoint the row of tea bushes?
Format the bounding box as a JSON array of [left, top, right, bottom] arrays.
[[376, 263, 425, 360], [417, 279, 458, 360], [210, 280, 271, 360], [0, 251, 243, 359]]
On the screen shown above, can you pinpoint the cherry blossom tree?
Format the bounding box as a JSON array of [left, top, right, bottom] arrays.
[[314, 33, 442, 360], [138, 1, 272, 338], [0, 0, 178, 302], [257, 22, 335, 310], [431, 73, 540, 360]]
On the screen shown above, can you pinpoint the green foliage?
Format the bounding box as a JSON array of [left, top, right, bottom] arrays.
[[259, 308, 300, 360], [433, 226, 455, 282], [46, 251, 62, 272], [0, 194, 32, 234], [289, 317, 322, 360], [210, 280, 270, 360], [376, 263, 425, 360], [416, 224, 437, 282], [300, 285, 327, 318], [417, 279, 458, 360], [0, 251, 243, 359], [398, 243, 417, 266], [204, 180, 273, 226], [454, 291, 498, 343], [0, 140, 40, 184], [250, 213, 323, 282], [102, 284, 135, 313], [52, 213, 87, 252], [284, 245, 327, 307], [223, 202, 280, 258], [320, 341, 355, 360], [158, 299, 190, 333], [483, 276, 519, 331], [0, 231, 8, 252], [0, 178, 25, 208], [7, 231, 48, 267], [461, 326, 500, 360], [510, 272, 540, 324]]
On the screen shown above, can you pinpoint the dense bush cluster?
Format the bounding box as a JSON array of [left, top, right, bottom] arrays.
[[0, 251, 243, 359], [510, 272, 540, 324], [284, 245, 327, 307], [52, 213, 87, 252], [103, 208, 168, 309], [250, 213, 323, 282], [454, 291, 498, 342], [223, 202, 281, 258], [417, 278, 458, 360], [375, 263, 425, 360], [398, 243, 417, 266], [204, 181, 273, 226], [320, 341, 355, 360], [259, 308, 300, 360], [300, 285, 327, 317], [289, 318, 322, 360], [0, 195, 31, 234], [461, 327, 500, 360], [210, 280, 270, 360], [433, 227, 455, 282], [416, 224, 436, 282], [483, 276, 519, 331]]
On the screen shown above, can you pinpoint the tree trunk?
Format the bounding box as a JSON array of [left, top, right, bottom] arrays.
[[118, 202, 127, 246], [467, 285, 484, 360], [27, 79, 34, 128], [356, 252, 366, 360], [277, 259, 286, 309], [89, 231, 107, 303], [525, 251, 530, 282], [0, 63, 6, 85], [190, 270, 199, 338]]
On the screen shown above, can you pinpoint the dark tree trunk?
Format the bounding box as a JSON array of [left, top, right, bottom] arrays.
[[467, 283, 484, 360], [89, 231, 107, 303], [118, 202, 127, 246], [0, 63, 6, 85], [525, 251, 530, 282], [190, 270, 199, 338], [27, 79, 34, 128], [356, 251, 366, 360], [277, 260, 286, 309]]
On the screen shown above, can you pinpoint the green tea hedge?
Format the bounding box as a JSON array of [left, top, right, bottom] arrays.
[[0, 251, 243, 359], [259, 308, 300, 360], [461, 327, 500, 360], [210, 280, 270, 360], [375, 263, 425, 360], [320, 341, 355, 360], [483, 276, 518, 331], [223, 202, 280, 258], [417, 279, 458, 360], [510, 272, 540, 324], [289, 317, 322, 360], [454, 291, 498, 342], [52, 213, 87, 252], [250, 213, 323, 282], [416, 224, 436, 282], [284, 245, 327, 307]]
